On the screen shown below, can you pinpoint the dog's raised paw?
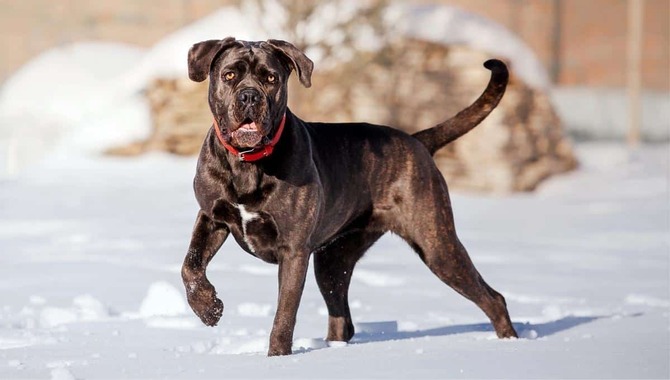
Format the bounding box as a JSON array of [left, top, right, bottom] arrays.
[[185, 282, 224, 326], [197, 297, 224, 326]]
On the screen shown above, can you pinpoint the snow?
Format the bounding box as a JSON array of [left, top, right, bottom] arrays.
[[389, 3, 550, 89], [49, 366, 76, 380], [551, 87, 670, 141], [236, 303, 272, 318], [0, 143, 667, 379], [138, 282, 188, 318], [0, 42, 144, 119], [0, 42, 150, 174]]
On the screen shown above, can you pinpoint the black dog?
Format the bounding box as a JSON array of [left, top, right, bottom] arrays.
[[181, 37, 517, 356]]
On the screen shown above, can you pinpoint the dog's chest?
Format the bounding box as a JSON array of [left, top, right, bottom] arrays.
[[212, 199, 280, 263]]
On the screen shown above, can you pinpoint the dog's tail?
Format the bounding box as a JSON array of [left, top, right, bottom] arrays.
[[412, 59, 508, 155]]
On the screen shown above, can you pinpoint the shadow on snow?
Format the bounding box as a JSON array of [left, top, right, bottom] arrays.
[[292, 314, 642, 354], [350, 315, 616, 345]]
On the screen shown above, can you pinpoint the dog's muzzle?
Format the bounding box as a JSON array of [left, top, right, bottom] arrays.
[[232, 88, 265, 147]]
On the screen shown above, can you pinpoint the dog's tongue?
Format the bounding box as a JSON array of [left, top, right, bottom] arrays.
[[232, 122, 263, 147]]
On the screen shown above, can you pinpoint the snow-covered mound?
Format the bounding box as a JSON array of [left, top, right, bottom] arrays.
[[0, 42, 150, 173], [0, 42, 144, 119], [138, 281, 188, 318], [389, 3, 549, 89], [119, 7, 261, 95]]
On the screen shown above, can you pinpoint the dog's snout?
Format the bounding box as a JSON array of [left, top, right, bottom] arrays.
[[237, 88, 261, 107]]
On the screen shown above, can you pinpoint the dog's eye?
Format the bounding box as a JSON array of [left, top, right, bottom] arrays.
[[267, 74, 276, 84], [224, 72, 236, 81]]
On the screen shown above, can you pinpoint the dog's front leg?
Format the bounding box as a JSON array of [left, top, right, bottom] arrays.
[[268, 251, 310, 356], [181, 210, 229, 326]]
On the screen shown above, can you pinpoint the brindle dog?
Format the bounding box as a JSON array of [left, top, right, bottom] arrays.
[[181, 37, 517, 356]]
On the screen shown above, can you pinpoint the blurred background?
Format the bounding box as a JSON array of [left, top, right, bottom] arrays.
[[0, 0, 668, 192], [1, 1, 667, 91]]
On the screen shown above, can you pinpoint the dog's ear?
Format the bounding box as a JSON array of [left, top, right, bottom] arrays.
[[265, 39, 314, 88], [187, 37, 238, 82]]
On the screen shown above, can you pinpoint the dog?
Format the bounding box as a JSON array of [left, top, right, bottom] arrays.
[[181, 37, 518, 356]]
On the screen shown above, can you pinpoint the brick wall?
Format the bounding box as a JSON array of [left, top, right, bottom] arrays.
[[440, 0, 669, 90], [0, 0, 234, 83], [0, 0, 668, 90]]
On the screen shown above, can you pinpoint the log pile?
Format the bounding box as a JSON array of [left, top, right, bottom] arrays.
[[109, 39, 577, 193]]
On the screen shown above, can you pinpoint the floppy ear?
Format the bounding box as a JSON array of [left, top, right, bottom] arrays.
[[187, 37, 238, 82], [265, 39, 314, 88]]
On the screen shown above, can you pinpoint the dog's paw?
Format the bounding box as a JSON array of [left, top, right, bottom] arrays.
[[268, 334, 294, 356], [267, 345, 292, 357], [185, 281, 224, 326], [197, 297, 224, 326]]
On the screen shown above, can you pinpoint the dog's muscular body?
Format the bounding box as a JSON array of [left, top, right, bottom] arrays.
[[181, 37, 517, 356]]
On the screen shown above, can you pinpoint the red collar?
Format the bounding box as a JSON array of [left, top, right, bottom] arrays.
[[212, 114, 286, 162]]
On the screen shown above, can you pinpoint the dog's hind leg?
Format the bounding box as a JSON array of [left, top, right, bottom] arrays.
[[396, 190, 517, 339], [314, 229, 384, 342]]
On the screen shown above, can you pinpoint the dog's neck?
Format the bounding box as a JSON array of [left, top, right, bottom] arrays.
[[205, 110, 307, 200], [213, 114, 286, 162]]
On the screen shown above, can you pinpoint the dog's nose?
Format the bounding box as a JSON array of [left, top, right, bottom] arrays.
[[237, 88, 261, 107]]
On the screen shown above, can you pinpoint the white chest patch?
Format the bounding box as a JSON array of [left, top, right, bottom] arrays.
[[235, 204, 259, 252]]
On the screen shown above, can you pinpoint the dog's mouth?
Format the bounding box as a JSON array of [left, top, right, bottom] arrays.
[[230, 118, 265, 148]]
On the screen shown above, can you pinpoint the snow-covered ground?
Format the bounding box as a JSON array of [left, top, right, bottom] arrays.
[[0, 142, 668, 379]]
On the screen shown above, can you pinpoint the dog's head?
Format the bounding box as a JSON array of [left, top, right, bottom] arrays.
[[187, 37, 313, 149]]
